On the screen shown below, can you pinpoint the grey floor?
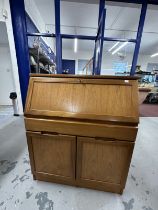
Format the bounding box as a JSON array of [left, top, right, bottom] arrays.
[[0, 106, 14, 128], [0, 116, 158, 210]]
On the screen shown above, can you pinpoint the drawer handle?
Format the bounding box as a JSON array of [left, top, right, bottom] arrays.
[[41, 131, 59, 136], [95, 137, 115, 141]]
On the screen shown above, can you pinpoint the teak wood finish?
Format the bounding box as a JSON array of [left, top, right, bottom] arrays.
[[24, 74, 139, 194]]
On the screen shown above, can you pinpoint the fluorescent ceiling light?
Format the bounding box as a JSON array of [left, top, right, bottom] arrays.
[[74, 38, 78, 53], [151, 53, 158, 58], [108, 42, 120, 52], [112, 42, 128, 55]]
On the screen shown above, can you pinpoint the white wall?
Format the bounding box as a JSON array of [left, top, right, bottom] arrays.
[[0, 0, 23, 114], [0, 0, 3, 21], [0, 44, 14, 105]]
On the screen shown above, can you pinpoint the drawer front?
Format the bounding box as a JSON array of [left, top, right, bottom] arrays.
[[27, 132, 76, 182], [76, 137, 134, 193], [25, 118, 138, 141]]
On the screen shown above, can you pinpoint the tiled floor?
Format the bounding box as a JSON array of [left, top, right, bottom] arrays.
[[0, 117, 157, 210], [0, 106, 14, 128], [0, 105, 13, 115]]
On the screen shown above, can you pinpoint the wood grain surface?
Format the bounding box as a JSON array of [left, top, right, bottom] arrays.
[[25, 75, 139, 194]]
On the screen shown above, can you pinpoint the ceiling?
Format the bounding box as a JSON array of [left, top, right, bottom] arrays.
[[33, 0, 158, 55], [62, 0, 158, 5], [62, 0, 99, 3], [0, 22, 9, 45]]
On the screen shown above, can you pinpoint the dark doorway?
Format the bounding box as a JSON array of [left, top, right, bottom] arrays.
[[62, 59, 75, 74]]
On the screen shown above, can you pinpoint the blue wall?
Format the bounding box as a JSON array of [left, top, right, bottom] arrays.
[[62, 59, 75, 74]]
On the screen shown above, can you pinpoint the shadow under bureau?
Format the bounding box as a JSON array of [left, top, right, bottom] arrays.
[[24, 74, 139, 194]]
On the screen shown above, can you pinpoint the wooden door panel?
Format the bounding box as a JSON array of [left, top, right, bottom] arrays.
[[77, 137, 134, 191], [27, 132, 76, 180]]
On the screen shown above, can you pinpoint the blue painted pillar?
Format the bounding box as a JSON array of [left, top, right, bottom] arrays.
[[97, 9, 106, 75], [9, 0, 30, 108], [54, 0, 62, 74], [130, 1, 148, 76], [93, 0, 106, 75], [98, 0, 105, 24]]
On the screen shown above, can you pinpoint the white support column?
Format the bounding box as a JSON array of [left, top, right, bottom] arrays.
[[0, 0, 23, 114]]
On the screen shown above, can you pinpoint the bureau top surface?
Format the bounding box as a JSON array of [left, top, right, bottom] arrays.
[[30, 74, 139, 80], [25, 75, 139, 125]]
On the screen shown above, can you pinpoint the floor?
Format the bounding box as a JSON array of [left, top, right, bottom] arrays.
[[139, 90, 158, 117], [0, 117, 158, 210], [140, 104, 158, 117], [0, 106, 14, 128]]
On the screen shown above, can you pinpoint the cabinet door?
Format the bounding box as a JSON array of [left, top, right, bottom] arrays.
[[76, 137, 134, 193], [27, 132, 76, 185]]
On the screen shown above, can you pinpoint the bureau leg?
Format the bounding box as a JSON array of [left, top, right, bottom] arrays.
[[120, 188, 124, 195], [33, 174, 36, 180]]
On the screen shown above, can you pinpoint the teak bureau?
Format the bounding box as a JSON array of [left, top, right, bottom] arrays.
[[24, 74, 139, 194]]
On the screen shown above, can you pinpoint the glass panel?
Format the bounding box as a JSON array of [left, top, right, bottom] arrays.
[[62, 39, 94, 75], [105, 3, 140, 40], [60, 1, 98, 36], [28, 36, 56, 74], [24, 0, 55, 34], [101, 41, 135, 75], [24, 0, 56, 74], [137, 6, 158, 87]]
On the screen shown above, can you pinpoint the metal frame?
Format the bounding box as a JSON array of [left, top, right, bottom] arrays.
[[98, 9, 106, 75], [54, 0, 62, 73], [27, 32, 136, 43], [130, 0, 148, 76], [93, 0, 105, 75], [93, 8, 106, 75], [98, 0, 105, 24], [9, 0, 150, 106]]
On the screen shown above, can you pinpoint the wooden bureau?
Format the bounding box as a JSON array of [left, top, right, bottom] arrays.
[[24, 74, 139, 194]]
